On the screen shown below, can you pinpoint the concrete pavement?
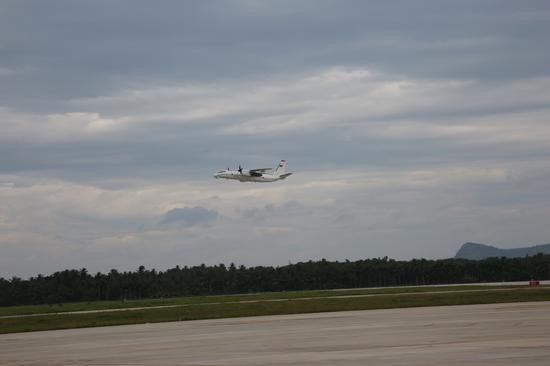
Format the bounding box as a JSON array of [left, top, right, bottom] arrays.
[[1, 301, 550, 365]]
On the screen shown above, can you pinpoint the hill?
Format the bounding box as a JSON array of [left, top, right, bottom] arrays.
[[455, 242, 550, 260]]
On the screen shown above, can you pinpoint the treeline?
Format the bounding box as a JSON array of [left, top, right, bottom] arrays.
[[2, 255, 550, 306]]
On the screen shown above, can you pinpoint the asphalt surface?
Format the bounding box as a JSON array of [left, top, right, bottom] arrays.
[[1, 301, 550, 365]]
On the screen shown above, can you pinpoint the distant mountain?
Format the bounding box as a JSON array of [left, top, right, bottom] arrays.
[[455, 242, 550, 260]]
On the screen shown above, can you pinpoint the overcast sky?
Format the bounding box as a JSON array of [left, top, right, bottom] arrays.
[[1, 1, 550, 278]]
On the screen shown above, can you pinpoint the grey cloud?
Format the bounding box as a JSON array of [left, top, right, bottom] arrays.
[[161, 206, 218, 226], [2, 1, 550, 278], [2, 1, 550, 112], [240, 201, 308, 221], [2, 71, 550, 187]]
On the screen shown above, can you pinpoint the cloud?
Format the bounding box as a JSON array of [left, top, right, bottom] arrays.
[[4, 69, 550, 150], [0, 108, 130, 142], [1, 2, 550, 278], [161, 206, 219, 226], [0, 66, 17, 76], [2, 1, 550, 111], [2, 157, 550, 278], [240, 201, 308, 221]]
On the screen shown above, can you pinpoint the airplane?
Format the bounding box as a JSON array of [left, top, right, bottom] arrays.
[[214, 160, 293, 182]]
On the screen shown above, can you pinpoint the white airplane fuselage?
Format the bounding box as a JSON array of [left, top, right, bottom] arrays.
[[214, 170, 285, 182], [214, 160, 292, 183]]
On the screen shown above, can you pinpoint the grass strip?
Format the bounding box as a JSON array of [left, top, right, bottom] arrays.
[[0, 284, 534, 317], [1, 287, 550, 334]]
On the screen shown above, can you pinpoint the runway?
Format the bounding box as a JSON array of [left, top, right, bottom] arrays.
[[1, 301, 550, 365]]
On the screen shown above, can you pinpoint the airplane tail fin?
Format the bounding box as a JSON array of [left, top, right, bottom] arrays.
[[275, 160, 287, 176]]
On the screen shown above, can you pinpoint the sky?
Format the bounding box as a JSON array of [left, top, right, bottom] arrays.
[[1, 1, 550, 278]]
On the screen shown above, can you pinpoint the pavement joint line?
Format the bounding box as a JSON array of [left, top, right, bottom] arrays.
[[1, 286, 546, 320]]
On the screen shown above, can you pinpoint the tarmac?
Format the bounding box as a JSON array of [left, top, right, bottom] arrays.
[[1, 301, 550, 365]]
